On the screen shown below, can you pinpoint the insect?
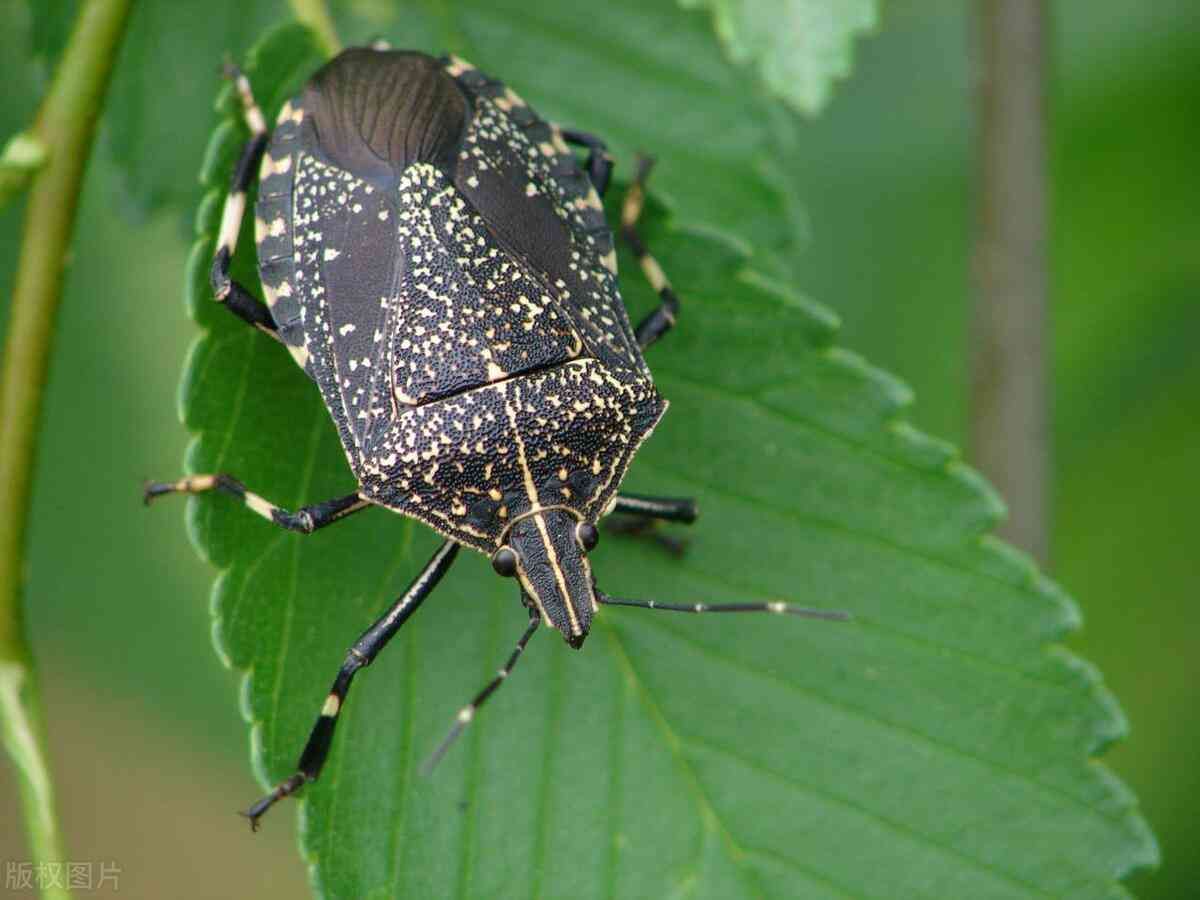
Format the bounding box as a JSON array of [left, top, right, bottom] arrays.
[[146, 46, 847, 830]]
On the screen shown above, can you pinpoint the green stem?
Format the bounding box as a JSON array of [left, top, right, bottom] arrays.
[[287, 0, 342, 57], [0, 2, 134, 896]]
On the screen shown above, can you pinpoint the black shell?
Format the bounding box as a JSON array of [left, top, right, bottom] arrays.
[[253, 48, 665, 552]]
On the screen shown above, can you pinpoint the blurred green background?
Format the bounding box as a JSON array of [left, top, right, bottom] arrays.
[[1, 2, 1195, 897]]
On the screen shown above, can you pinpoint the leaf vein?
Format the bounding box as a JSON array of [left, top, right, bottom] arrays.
[[635, 456, 1046, 621], [621, 610, 1134, 830], [600, 620, 855, 900], [645, 543, 1092, 692], [681, 732, 1058, 899]]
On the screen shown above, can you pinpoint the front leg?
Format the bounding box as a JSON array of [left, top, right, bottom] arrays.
[[144, 473, 368, 534], [621, 156, 682, 350], [562, 128, 613, 197], [209, 62, 278, 338]]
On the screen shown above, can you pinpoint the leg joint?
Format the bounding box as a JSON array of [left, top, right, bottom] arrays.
[[210, 248, 232, 300], [271, 508, 315, 534]]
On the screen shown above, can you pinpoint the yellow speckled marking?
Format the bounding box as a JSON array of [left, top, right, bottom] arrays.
[[275, 100, 304, 126], [259, 153, 292, 179]]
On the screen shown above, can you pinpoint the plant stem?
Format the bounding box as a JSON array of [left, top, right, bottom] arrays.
[[287, 0, 342, 57], [970, 0, 1049, 563], [0, 1, 134, 895]]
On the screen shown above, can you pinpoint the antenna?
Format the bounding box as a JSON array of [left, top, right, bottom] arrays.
[[421, 611, 540, 775], [597, 593, 851, 621]]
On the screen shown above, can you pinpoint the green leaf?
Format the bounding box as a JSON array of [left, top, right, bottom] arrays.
[[181, 13, 1154, 900], [101, 1, 285, 212], [679, 0, 877, 115], [30, 1, 289, 214], [28, 0, 77, 66]]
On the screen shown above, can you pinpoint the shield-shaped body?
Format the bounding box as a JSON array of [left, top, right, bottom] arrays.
[[252, 48, 666, 557]]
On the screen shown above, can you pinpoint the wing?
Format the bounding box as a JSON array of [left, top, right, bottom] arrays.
[[278, 151, 595, 474], [281, 152, 403, 468], [256, 48, 658, 484], [378, 162, 585, 410], [443, 56, 650, 382], [256, 49, 477, 470]]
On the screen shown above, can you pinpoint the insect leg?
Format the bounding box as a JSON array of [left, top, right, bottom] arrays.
[[143, 474, 369, 535], [621, 156, 681, 350], [605, 493, 699, 557], [243, 540, 460, 830], [209, 62, 278, 340], [613, 493, 698, 524], [420, 607, 540, 774], [561, 128, 613, 197]]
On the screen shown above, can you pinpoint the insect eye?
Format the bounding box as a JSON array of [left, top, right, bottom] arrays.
[[491, 546, 518, 577], [576, 522, 599, 551]]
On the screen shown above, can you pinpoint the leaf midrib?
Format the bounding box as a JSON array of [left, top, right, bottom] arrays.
[[600, 619, 846, 899]]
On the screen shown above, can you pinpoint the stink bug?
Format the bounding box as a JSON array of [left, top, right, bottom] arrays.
[[147, 46, 847, 830]]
